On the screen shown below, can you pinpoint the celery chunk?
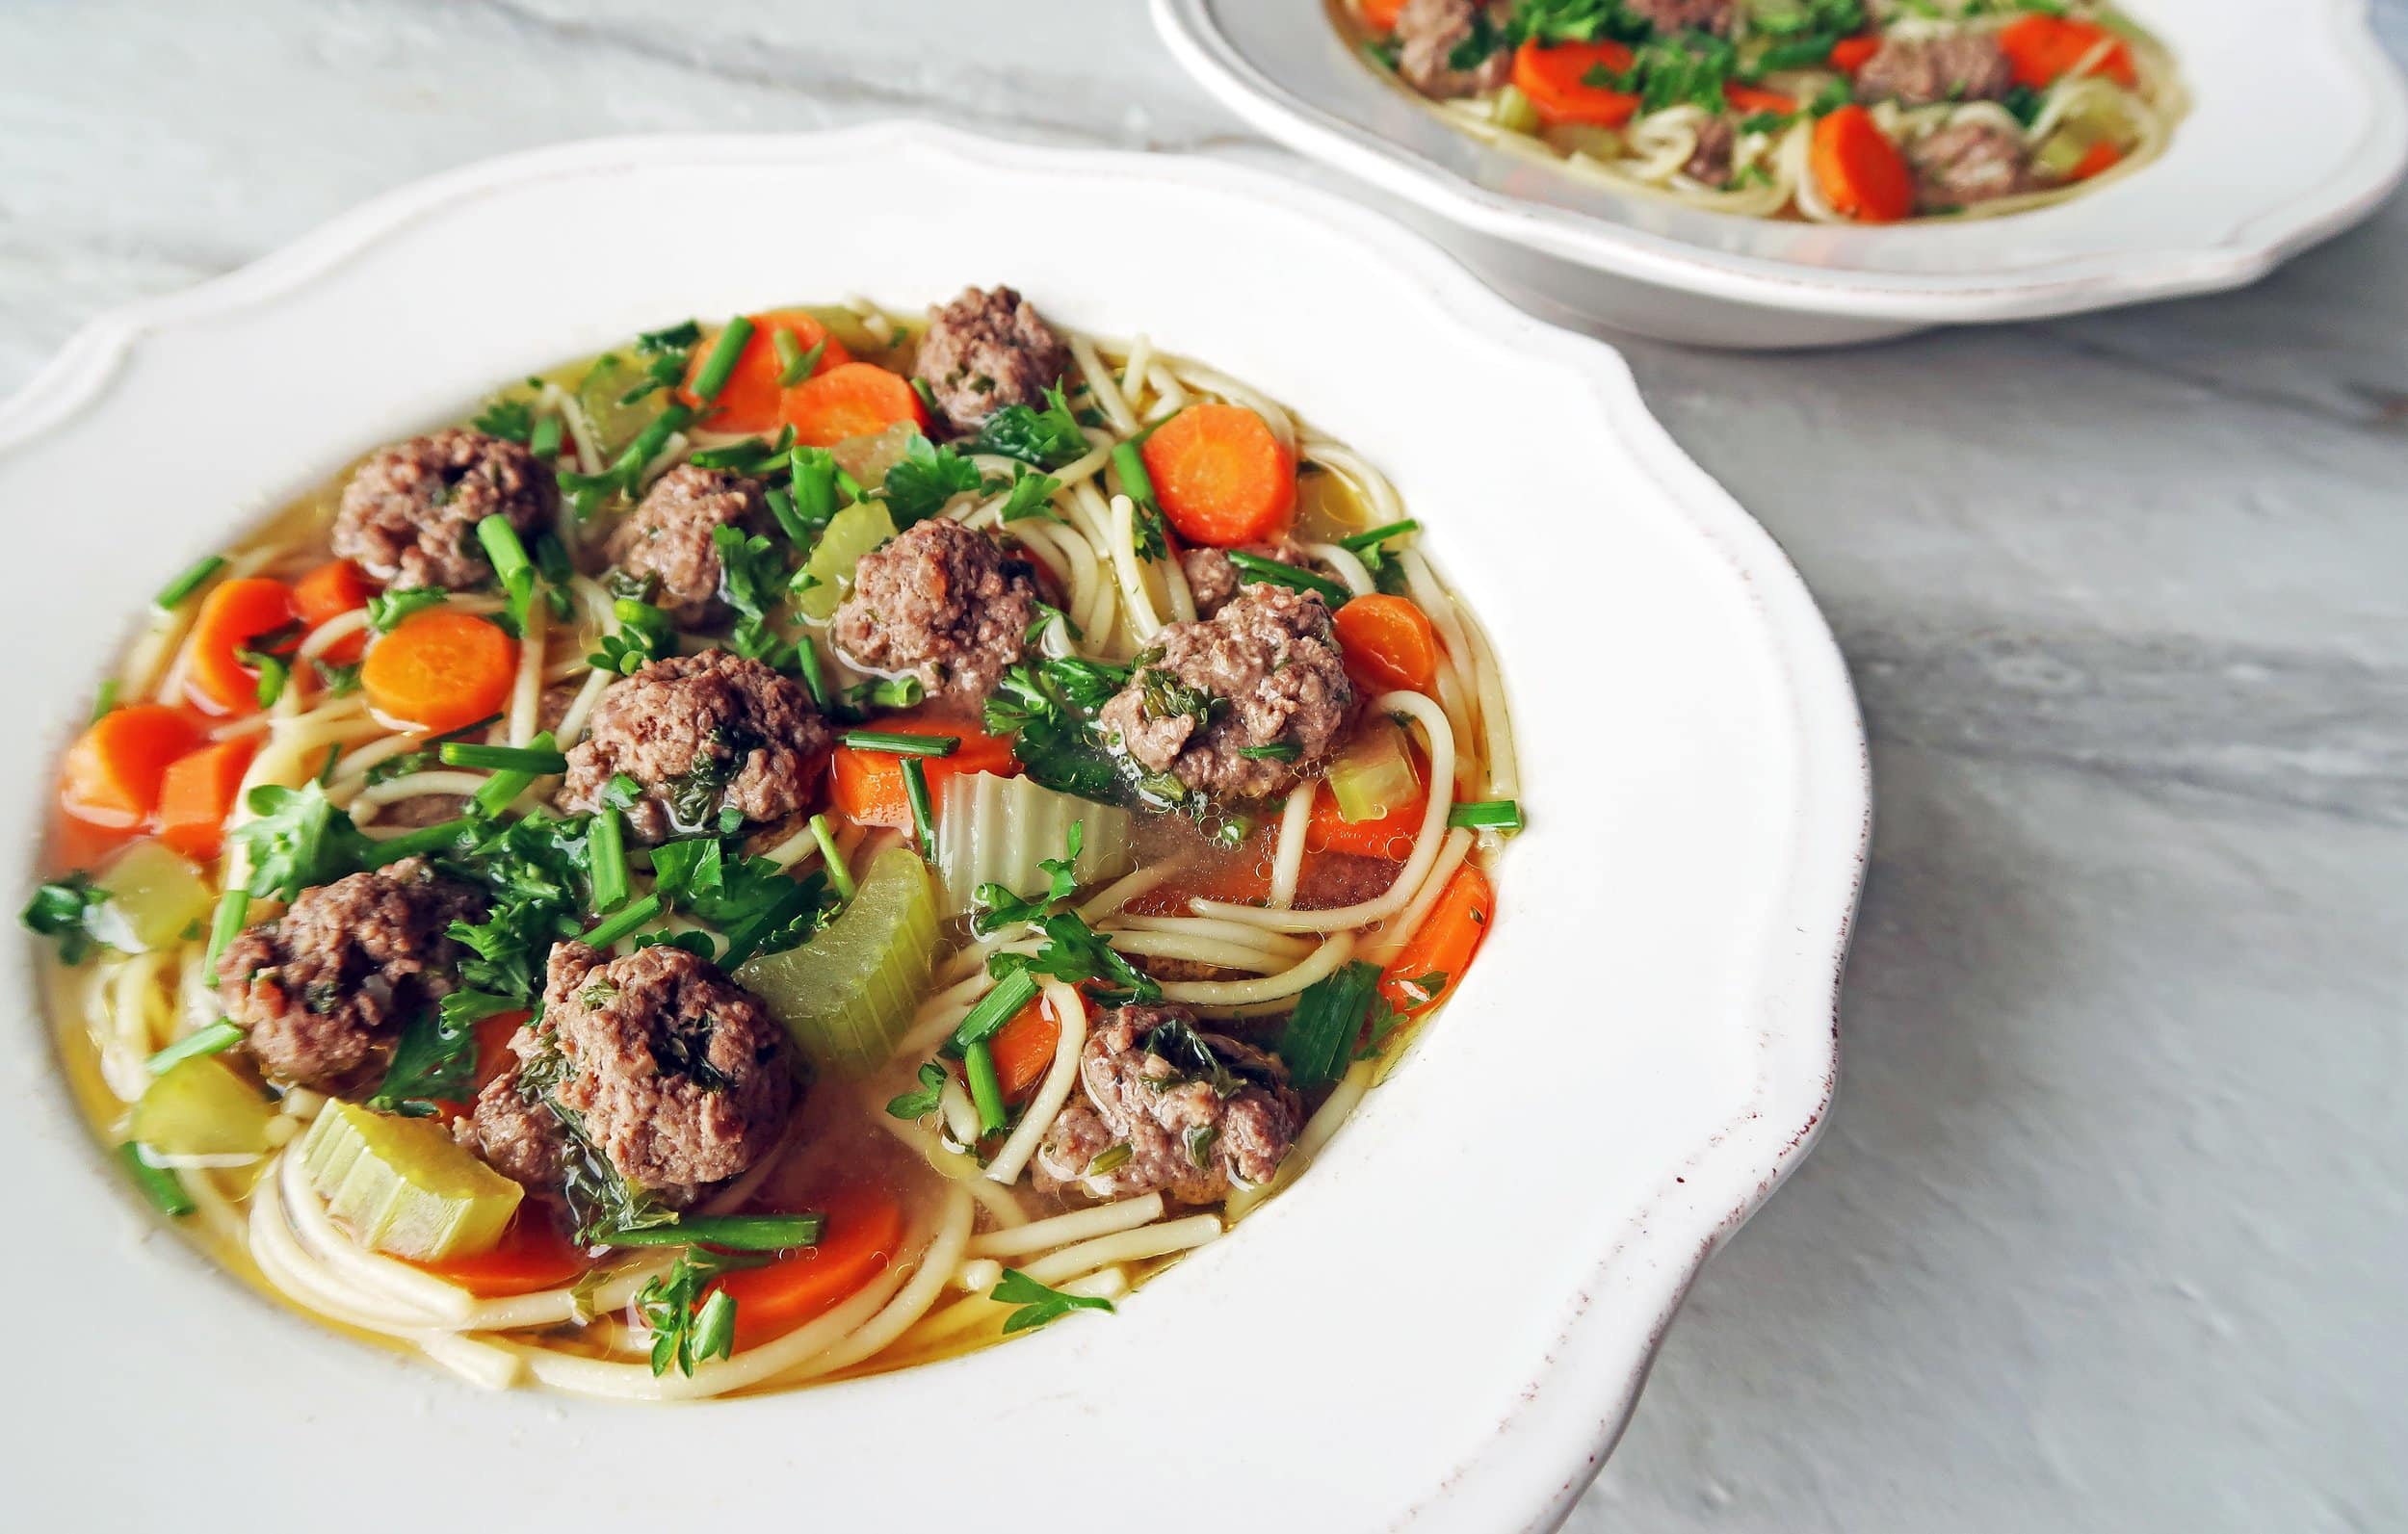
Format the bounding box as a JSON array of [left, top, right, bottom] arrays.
[[795, 501, 897, 622], [299, 1099, 522, 1260], [937, 771, 1133, 915], [131, 1056, 275, 1158], [1326, 721, 1420, 823], [89, 841, 213, 953], [735, 846, 938, 1078]]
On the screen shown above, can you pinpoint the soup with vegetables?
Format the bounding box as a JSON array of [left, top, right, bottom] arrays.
[[29, 287, 1516, 1399], [1345, 0, 2184, 222]]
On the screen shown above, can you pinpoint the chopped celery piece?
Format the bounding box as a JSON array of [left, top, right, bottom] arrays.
[[2033, 130, 2092, 179], [829, 421, 921, 491], [735, 846, 938, 1079], [1543, 123, 1625, 161], [300, 1099, 523, 1260], [131, 1056, 275, 1157], [88, 841, 213, 954], [1492, 85, 1540, 136], [795, 500, 897, 622], [575, 352, 661, 459], [937, 771, 1134, 915], [1326, 722, 1419, 823]]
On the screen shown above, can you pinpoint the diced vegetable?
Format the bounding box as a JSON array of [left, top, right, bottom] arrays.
[[937, 770, 1134, 915], [300, 1098, 524, 1260], [130, 1055, 275, 1157], [785, 362, 929, 449], [186, 577, 300, 716], [1811, 105, 1914, 224], [576, 352, 661, 458], [88, 840, 214, 953], [1512, 40, 1639, 129], [156, 738, 258, 860], [1325, 720, 1420, 825], [1333, 593, 1440, 695], [829, 421, 922, 491], [1492, 84, 1541, 135], [795, 500, 898, 622], [61, 704, 202, 830], [734, 846, 939, 1078]]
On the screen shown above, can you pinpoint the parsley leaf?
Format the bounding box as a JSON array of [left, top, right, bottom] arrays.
[[969, 824, 1086, 932], [878, 434, 986, 528], [648, 834, 835, 966], [635, 1249, 761, 1376], [471, 397, 536, 444], [228, 782, 371, 901], [366, 997, 502, 1117], [971, 385, 1089, 469], [589, 597, 676, 676], [997, 465, 1064, 524], [367, 586, 449, 633], [710, 525, 794, 666], [1278, 959, 1384, 1090], [884, 1061, 950, 1120], [992, 1267, 1115, 1335], [22, 873, 109, 965]]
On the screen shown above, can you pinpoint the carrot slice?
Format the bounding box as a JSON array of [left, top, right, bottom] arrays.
[[1359, 0, 1405, 27], [1811, 105, 1915, 223], [782, 361, 929, 449], [407, 1209, 589, 1298], [708, 1185, 903, 1351], [1998, 13, 2137, 91], [681, 310, 855, 434], [1332, 593, 1440, 696], [360, 609, 516, 733], [1140, 403, 1296, 549], [991, 996, 1061, 1103], [1378, 862, 1494, 1016], [156, 738, 258, 860], [1510, 40, 1640, 128], [2069, 141, 2124, 181], [60, 705, 203, 831], [292, 559, 372, 664], [829, 714, 1017, 831], [185, 577, 298, 716], [1723, 82, 1797, 116], [1828, 34, 1881, 73], [1127, 822, 1277, 916]]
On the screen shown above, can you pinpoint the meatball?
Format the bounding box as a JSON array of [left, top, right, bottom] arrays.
[[1177, 540, 1302, 619], [218, 858, 486, 1095], [1034, 1005, 1301, 1205], [1854, 32, 2015, 106], [333, 429, 553, 590], [830, 518, 1039, 702], [1685, 116, 1739, 188], [911, 285, 1073, 435], [1907, 120, 2032, 211], [1098, 585, 1355, 801], [557, 649, 831, 844], [1395, 0, 1512, 100], [1626, 0, 1736, 36], [458, 1067, 567, 1188], [513, 942, 797, 1202], [604, 464, 770, 626]]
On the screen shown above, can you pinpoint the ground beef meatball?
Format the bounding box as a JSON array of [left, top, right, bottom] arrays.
[[1033, 1005, 1301, 1205], [911, 285, 1073, 435], [1685, 116, 1738, 187], [458, 1068, 567, 1188], [830, 519, 1038, 702], [1854, 32, 2015, 106], [376, 793, 469, 830], [604, 464, 769, 626], [1395, 0, 1512, 100], [218, 858, 486, 1094], [1626, 0, 1736, 36], [557, 649, 831, 843], [1177, 540, 1303, 619], [1906, 120, 2032, 211], [1098, 585, 1354, 801], [490, 942, 798, 1203], [333, 429, 552, 590]]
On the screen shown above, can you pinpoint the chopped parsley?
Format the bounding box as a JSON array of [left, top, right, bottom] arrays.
[[22, 873, 109, 964], [971, 385, 1089, 469], [878, 434, 986, 528], [992, 1267, 1115, 1335], [884, 1060, 950, 1120]]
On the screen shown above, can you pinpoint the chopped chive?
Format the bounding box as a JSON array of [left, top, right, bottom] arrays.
[[589, 805, 630, 914], [1339, 518, 1420, 553], [691, 1288, 738, 1365], [789, 446, 839, 536], [145, 1019, 245, 1076], [316, 742, 342, 785], [792, 637, 828, 712], [948, 967, 1040, 1056], [688, 317, 757, 405], [778, 334, 826, 389], [362, 817, 475, 866], [581, 892, 662, 949], [119, 1143, 194, 1217], [1228, 552, 1352, 608], [600, 1211, 824, 1251], [1237, 741, 1300, 762], [902, 756, 936, 862], [619, 403, 695, 480], [439, 741, 568, 774], [1111, 441, 1157, 511], [809, 814, 856, 902], [910, 377, 940, 414], [834, 465, 867, 504], [529, 414, 563, 458], [840, 730, 958, 758], [153, 555, 225, 611], [869, 676, 925, 710], [963, 1039, 1008, 1137], [204, 891, 249, 982], [237, 648, 290, 709], [477, 513, 536, 630], [91, 679, 118, 723], [1448, 798, 1523, 831]]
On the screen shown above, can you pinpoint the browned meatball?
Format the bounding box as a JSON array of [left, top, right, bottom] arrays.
[[503, 941, 798, 1203], [1178, 539, 1302, 619], [458, 1068, 567, 1188], [1098, 585, 1354, 801], [603, 465, 770, 626], [1034, 1004, 1301, 1205], [218, 858, 486, 1094], [1395, 0, 1511, 100], [1685, 116, 1739, 188], [911, 285, 1073, 435], [1855, 32, 2015, 106], [1907, 120, 2032, 211], [333, 429, 553, 590], [557, 649, 831, 844], [830, 519, 1038, 702]]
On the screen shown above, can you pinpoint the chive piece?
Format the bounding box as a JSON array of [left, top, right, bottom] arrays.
[[362, 817, 474, 866], [1237, 741, 1300, 762], [529, 414, 563, 459], [92, 679, 119, 723], [772, 328, 805, 386], [689, 316, 757, 405], [809, 814, 856, 902], [948, 967, 1040, 1056], [1228, 552, 1352, 608], [600, 1211, 825, 1251], [1339, 518, 1420, 553], [1448, 798, 1523, 831], [840, 730, 959, 758], [440, 741, 568, 774], [467, 730, 560, 818], [146, 1019, 246, 1076], [477, 513, 536, 630], [619, 403, 695, 481], [963, 1039, 1008, 1136], [691, 1288, 739, 1365], [869, 676, 925, 710], [793, 637, 828, 712], [119, 1143, 194, 1217], [582, 892, 662, 949], [204, 891, 249, 982], [589, 805, 630, 914], [153, 555, 226, 611], [902, 756, 936, 862]]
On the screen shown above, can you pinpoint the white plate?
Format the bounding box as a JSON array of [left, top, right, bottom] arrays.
[[1157, 0, 2408, 347], [0, 126, 1865, 1532]]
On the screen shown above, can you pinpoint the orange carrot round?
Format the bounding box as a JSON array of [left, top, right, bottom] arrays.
[[156, 738, 258, 860], [1511, 40, 1640, 128], [829, 715, 1017, 830], [1357, 0, 1406, 29], [61, 705, 203, 831], [1332, 593, 1440, 696], [1723, 82, 1798, 116], [1998, 13, 2136, 91], [1812, 105, 1915, 223], [1378, 862, 1494, 1016], [681, 310, 855, 434], [292, 559, 372, 663], [408, 1209, 589, 1297], [990, 996, 1061, 1103], [1828, 34, 1881, 73], [1140, 403, 1296, 548], [782, 361, 928, 448], [708, 1185, 903, 1350], [360, 609, 516, 733], [185, 577, 298, 715]]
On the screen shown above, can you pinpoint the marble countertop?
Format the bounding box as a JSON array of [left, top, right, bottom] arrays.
[[5, 2, 2402, 1528]]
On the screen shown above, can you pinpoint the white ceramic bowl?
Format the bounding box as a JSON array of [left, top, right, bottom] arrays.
[[0, 127, 1865, 1532], [1157, 0, 2408, 347]]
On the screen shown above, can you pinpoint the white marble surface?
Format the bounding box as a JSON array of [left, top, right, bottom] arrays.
[[5, 2, 2404, 1528]]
